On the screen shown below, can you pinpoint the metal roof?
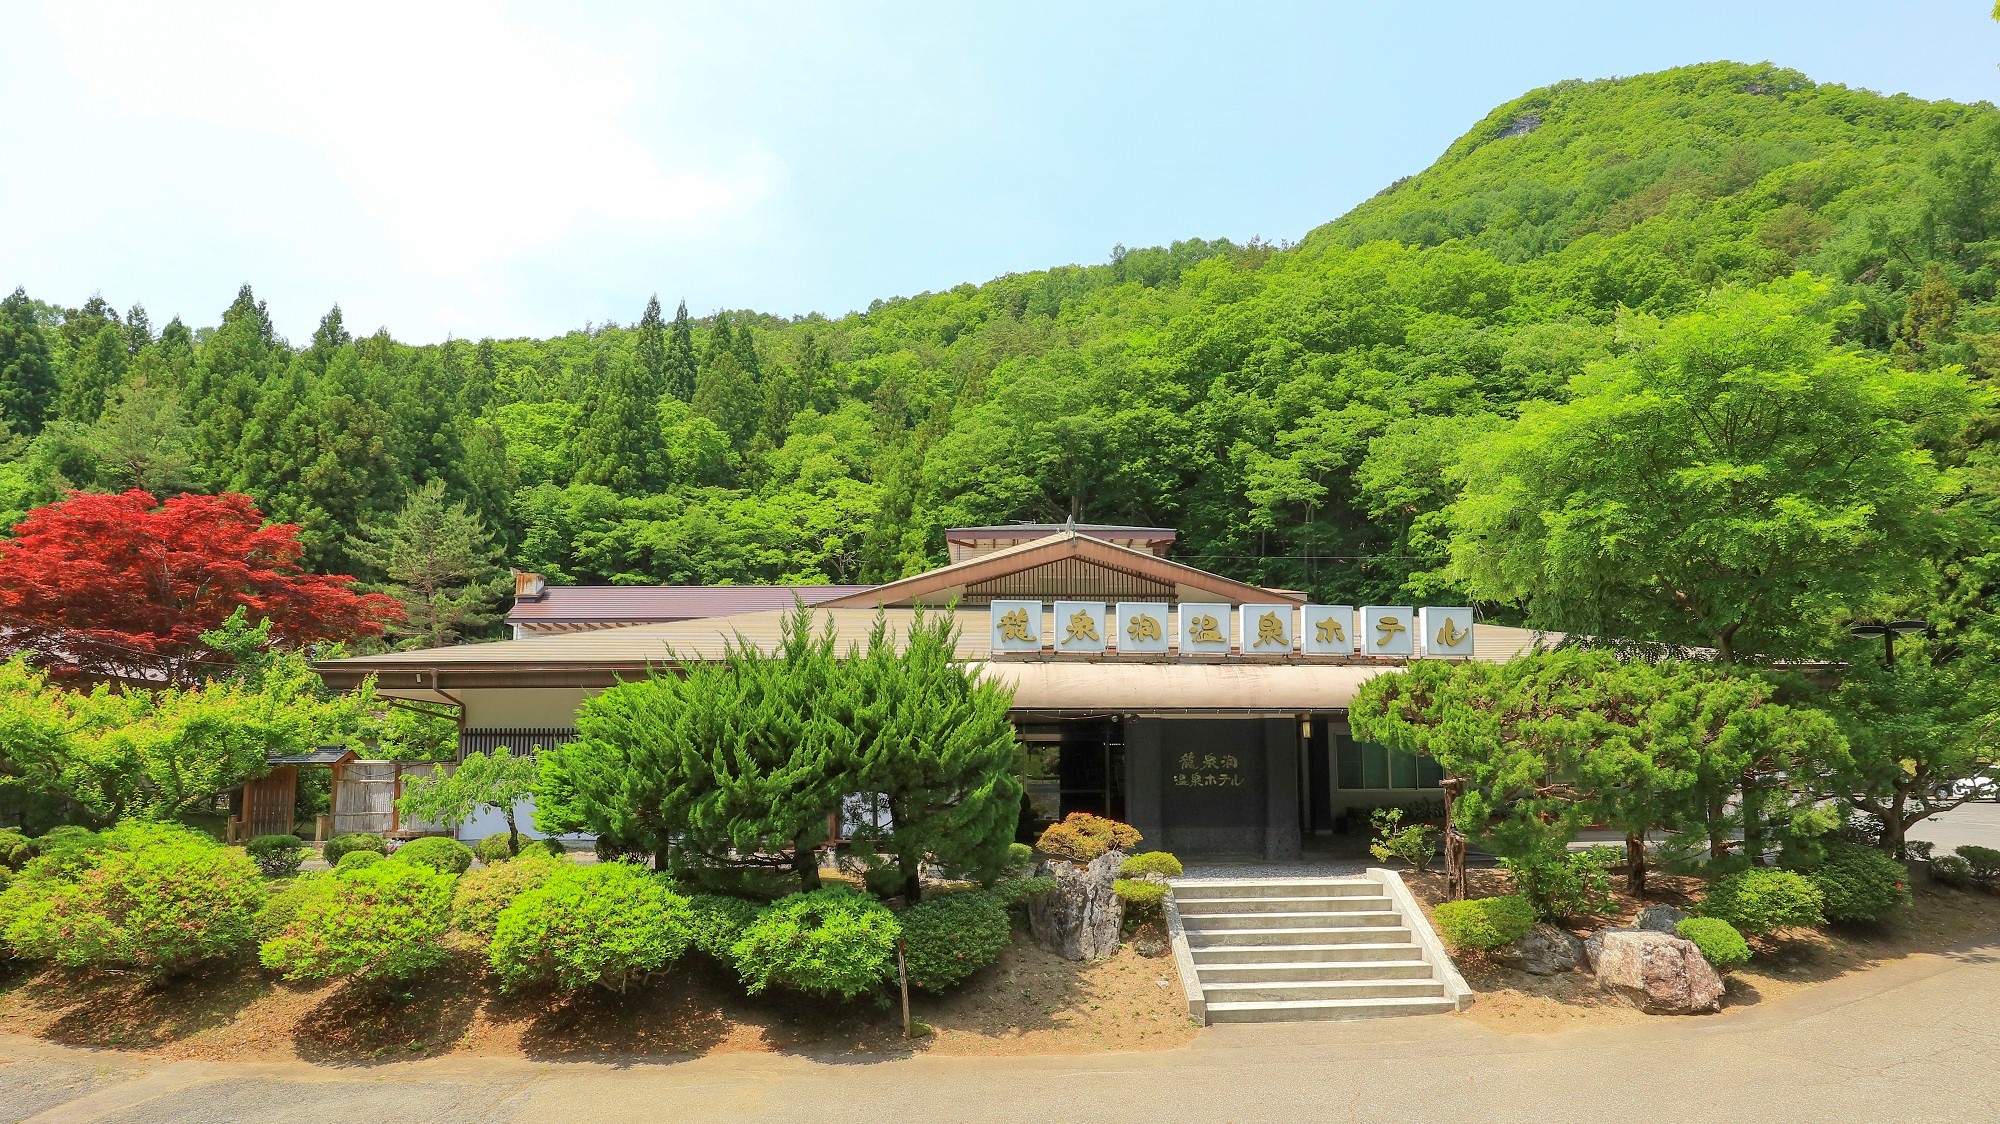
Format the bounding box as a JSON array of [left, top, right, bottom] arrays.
[[266, 745, 358, 766], [505, 584, 871, 626]]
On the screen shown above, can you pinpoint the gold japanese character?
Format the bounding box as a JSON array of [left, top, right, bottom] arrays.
[[1065, 608, 1100, 644], [1221, 754, 1238, 769], [1187, 613, 1223, 644], [1436, 617, 1470, 648], [1255, 610, 1288, 648], [1315, 615, 1346, 644], [1178, 752, 1195, 770], [997, 607, 1034, 643], [1374, 614, 1407, 647], [1126, 612, 1162, 644], [1201, 754, 1217, 769]]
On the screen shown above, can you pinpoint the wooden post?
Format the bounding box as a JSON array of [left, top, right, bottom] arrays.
[[896, 937, 912, 1038]]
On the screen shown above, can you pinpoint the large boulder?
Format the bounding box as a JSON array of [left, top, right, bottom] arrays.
[[1028, 850, 1126, 960], [1635, 904, 1690, 934], [1490, 922, 1585, 975], [1592, 930, 1724, 1015]]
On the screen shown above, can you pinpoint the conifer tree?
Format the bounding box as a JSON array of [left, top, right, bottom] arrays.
[[84, 377, 196, 494], [636, 294, 669, 403], [665, 299, 697, 402], [571, 349, 662, 491], [122, 303, 152, 356], [184, 285, 279, 490], [691, 351, 759, 447], [460, 339, 499, 415], [0, 287, 58, 436], [57, 323, 127, 424], [350, 478, 510, 649]]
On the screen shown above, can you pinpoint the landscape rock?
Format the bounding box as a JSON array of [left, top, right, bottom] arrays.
[[1635, 904, 1690, 934], [1591, 930, 1724, 1015], [1582, 926, 1632, 968], [1028, 850, 1126, 960], [1490, 923, 1585, 975], [1133, 937, 1168, 958]]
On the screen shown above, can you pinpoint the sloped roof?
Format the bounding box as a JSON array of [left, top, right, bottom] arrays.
[[505, 584, 870, 627]]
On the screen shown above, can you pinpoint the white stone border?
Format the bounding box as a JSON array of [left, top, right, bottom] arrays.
[[1161, 890, 1207, 1024], [1365, 867, 1475, 1012]]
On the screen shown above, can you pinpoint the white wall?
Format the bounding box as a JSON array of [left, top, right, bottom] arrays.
[[455, 799, 592, 846]]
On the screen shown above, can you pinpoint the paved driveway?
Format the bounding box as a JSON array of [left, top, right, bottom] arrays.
[[6, 934, 1998, 1124], [1908, 800, 2000, 853]]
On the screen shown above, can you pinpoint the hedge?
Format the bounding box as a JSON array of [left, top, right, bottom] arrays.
[[1432, 894, 1536, 951], [732, 887, 899, 999], [490, 863, 693, 992], [899, 889, 1009, 992]]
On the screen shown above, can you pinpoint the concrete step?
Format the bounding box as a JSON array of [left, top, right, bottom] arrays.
[[1178, 909, 1403, 931], [1190, 941, 1423, 965], [1201, 977, 1445, 1004], [1172, 879, 1378, 900], [1177, 894, 1393, 916], [1205, 995, 1459, 1023], [1193, 959, 1436, 984], [1184, 925, 1413, 948]]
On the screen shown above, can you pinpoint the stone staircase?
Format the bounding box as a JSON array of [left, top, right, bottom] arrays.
[[1169, 876, 1466, 1024]]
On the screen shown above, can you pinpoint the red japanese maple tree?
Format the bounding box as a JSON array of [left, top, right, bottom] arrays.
[[0, 490, 401, 683]]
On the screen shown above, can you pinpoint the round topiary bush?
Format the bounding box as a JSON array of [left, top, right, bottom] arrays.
[[259, 860, 454, 982], [391, 836, 474, 876], [489, 863, 694, 992], [1698, 868, 1825, 937], [1930, 854, 1975, 888], [0, 829, 33, 871], [731, 887, 900, 999], [1676, 916, 1752, 970], [0, 821, 265, 974], [1112, 878, 1169, 919], [336, 850, 384, 871], [473, 834, 516, 865], [1431, 894, 1537, 952], [246, 834, 307, 878], [1036, 812, 1141, 864], [323, 832, 387, 866], [1117, 851, 1184, 879], [1806, 845, 1910, 924], [1956, 844, 2000, 884], [899, 889, 1010, 992], [30, 826, 104, 876], [255, 873, 330, 941], [451, 851, 563, 941], [686, 893, 763, 962]]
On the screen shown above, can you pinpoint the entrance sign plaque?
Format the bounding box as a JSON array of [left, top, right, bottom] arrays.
[[1179, 603, 1232, 657], [1362, 606, 1416, 657], [1115, 601, 1171, 654], [1239, 604, 1296, 655], [1419, 606, 1476, 657], [1052, 600, 1108, 654], [989, 600, 1044, 654], [1300, 605, 1357, 655]]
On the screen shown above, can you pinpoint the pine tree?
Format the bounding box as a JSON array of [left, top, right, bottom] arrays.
[[665, 299, 697, 402], [84, 376, 196, 494], [57, 323, 127, 425], [691, 351, 759, 447], [122, 303, 153, 356], [350, 478, 510, 649], [636, 295, 668, 403], [460, 339, 499, 415], [571, 350, 662, 491], [185, 285, 279, 490], [0, 288, 58, 435]]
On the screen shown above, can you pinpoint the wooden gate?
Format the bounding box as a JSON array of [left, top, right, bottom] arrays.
[[332, 760, 458, 837], [241, 767, 298, 839]]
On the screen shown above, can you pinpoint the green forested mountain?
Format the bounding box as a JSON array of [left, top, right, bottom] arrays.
[[2, 61, 1996, 640]]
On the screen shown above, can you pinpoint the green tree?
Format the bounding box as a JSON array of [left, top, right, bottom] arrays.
[[83, 377, 196, 494], [635, 294, 669, 403], [396, 749, 541, 854], [846, 611, 1022, 902], [665, 299, 697, 402], [57, 323, 127, 425], [350, 478, 510, 648], [1447, 277, 1974, 662], [0, 287, 58, 436], [572, 349, 663, 491]]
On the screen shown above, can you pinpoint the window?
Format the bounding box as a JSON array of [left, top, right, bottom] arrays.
[[1335, 735, 1440, 791]]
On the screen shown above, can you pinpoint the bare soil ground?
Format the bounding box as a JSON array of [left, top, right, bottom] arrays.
[[0, 923, 1197, 1065], [1402, 865, 2000, 1032]]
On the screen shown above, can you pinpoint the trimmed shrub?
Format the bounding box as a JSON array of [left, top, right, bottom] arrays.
[[336, 850, 384, 871], [30, 826, 105, 876], [490, 863, 694, 993], [1036, 813, 1141, 864], [1806, 845, 1910, 924], [1930, 854, 1975, 888], [1006, 842, 1034, 873], [256, 873, 331, 941], [990, 875, 1057, 909], [450, 851, 563, 941], [1957, 844, 2000, 886], [259, 861, 454, 982], [1698, 869, 1825, 936], [732, 887, 900, 999], [0, 822, 264, 974], [900, 889, 1010, 992], [1676, 917, 1752, 970], [686, 893, 763, 961], [473, 834, 516, 865], [1112, 878, 1169, 920], [1501, 846, 1617, 920], [323, 832, 387, 866], [246, 834, 307, 878], [0, 829, 33, 871], [1117, 851, 1184, 879], [391, 836, 474, 876], [1432, 894, 1537, 952]]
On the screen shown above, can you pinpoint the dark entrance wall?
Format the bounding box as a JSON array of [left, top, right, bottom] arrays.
[[1124, 718, 1300, 860]]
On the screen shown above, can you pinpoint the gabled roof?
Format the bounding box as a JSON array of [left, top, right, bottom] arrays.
[[821, 530, 1298, 609]]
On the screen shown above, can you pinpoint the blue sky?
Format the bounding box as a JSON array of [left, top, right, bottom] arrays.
[[3, 1, 1997, 344]]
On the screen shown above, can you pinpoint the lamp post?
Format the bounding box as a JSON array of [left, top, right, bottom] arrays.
[[1848, 619, 1930, 667]]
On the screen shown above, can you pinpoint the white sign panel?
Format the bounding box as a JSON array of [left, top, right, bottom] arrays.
[[1419, 606, 1476, 657], [1114, 601, 1171, 654], [1239, 603, 1295, 655], [1051, 600, 1108, 654], [1362, 605, 1416, 656], [1300, 605, 1356, 655], [989, 599, 1044, 654], [1178, 602, 1232, 656]]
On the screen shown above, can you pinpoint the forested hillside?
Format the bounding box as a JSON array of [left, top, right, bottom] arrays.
[[2, 61, 1996, 646]]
